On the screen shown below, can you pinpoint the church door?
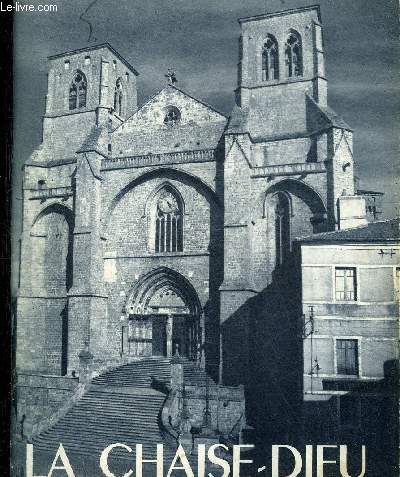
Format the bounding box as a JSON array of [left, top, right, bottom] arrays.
[[152, 315, 167, 356]]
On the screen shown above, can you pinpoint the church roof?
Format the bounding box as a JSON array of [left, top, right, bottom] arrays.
[[118, 83, 227, 129], [225, 105, 249, 134], [306, 95, 353, 132], [112, 84, 227, 155], [77, 126, 109, 156], [298, 218, 399, 244], [238, 5, 321, 24], [48, 43, 139, 76], [166, 84, 227, 118]]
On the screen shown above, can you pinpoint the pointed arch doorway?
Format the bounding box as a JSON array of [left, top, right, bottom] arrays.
[[124, 268, 201, 360]]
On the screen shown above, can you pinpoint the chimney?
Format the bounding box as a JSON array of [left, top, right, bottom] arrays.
[[337, 195, 368, 230]]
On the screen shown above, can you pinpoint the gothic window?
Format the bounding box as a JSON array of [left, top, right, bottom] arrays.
[[155, 190, 183, 253], [262, 35, 279, 81], [285, 31, 303, 77], [164, 106, 181, 126], [69, 71, 87, 110], [275, 192, 291, 266], [114, 78, 123, 116]]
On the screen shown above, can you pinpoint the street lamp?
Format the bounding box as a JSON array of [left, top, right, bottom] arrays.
[[120, 305, 127, 358]]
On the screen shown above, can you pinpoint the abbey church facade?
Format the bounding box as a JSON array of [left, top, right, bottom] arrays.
[[15, 5, 359, 450]]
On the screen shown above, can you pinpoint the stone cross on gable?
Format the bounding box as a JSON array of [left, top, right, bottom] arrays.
[[165, 69, 177, 85]]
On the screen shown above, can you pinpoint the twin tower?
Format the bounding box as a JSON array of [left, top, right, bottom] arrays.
[[42, 5, 328, 157], [17, 6, 355, 384]]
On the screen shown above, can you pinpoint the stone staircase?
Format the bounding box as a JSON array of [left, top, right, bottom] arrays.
[[91, 356, 215, 388], [32, 357, 214, 462]]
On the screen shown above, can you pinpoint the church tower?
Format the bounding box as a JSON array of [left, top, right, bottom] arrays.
[[236, 4, 326, 114], [42, 43, 138, 158], [221, 6, 355, 383], [16, 44, 139, 375]]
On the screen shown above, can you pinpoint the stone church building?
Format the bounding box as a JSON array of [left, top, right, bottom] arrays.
[[14, 4, 362, 457]]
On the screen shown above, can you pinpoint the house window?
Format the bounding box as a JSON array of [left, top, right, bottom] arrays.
[[285, 31, 303, 77], [336, 339, 359, 375], [335, 267, 357, 301], [69, 71, 87, 110], [84, 56, 91, 65], [64, 60, 70, 71], [155, 190, 183, 253], [164, 106, 181, 126], [262, 35, 279, 81], [114, 78, 123, 116]]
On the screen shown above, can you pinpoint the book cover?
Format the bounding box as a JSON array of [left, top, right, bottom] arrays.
[[9, 1, 399, 476]]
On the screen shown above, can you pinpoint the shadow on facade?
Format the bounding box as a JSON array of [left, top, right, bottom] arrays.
[[303, 360, 398, 477], [221, 259, 398, 476], [221, 254, 303, 448], [204, 139, 225, 382]]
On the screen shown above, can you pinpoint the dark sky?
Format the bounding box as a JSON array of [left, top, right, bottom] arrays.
[[11, 0, 399, 262]]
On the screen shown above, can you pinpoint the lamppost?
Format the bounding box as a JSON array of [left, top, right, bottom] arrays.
[[302, 306, 321, 393], [120, 305, 127, 358]]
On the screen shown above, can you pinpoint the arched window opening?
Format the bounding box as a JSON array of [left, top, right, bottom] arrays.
[[69, 71, 87, 110], [114, 78, 123, 116], [285, 31, 303, 77], [275, 193, 291, 266], [155, 189, 183, 253], [262, 35, 279, 81], [164, 106, 181, 126]]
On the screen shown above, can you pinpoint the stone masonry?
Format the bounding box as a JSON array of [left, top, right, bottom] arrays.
[[15, 6, 358, 435]]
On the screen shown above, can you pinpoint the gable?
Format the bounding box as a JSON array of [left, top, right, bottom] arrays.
[[115, 84, 226, 134], [111, 85, 227, 156]]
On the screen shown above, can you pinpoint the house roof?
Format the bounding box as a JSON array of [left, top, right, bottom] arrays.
[[298, 218, 400, 244], [357, 189, 385, 196]]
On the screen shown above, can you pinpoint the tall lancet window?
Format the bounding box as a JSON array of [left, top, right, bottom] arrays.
[[69, 71, 87, 110], [285, 31, 303, 77], [155, 189, 183, 253], [275, 193, 291, 266], [262, 35, 279, 81], [114, 78, 123, 116]]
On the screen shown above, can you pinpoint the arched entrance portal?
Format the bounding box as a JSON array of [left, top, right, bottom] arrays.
[[124, 268, 201, 360]]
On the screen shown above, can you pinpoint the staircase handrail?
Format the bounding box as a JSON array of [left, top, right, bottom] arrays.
[[160, 386, 180, 446]]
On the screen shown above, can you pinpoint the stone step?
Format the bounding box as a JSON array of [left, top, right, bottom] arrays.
[[37, 428, 163, 443], [74, 398, 164, 409], [32, 440, 179, 461], [54, 418, 161, 431], [33, 358, 215, 461]]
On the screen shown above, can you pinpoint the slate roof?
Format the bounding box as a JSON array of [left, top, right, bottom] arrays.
[[77, 126, 109, 155], [167, 84, 227, 118], [306, 94, 353, 131], [298, 218, 400, 243], [225, 105, 249, 134], [48, 42, 139, 76]]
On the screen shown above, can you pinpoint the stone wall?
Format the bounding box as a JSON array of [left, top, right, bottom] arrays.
[[184, 385, 245, 436], [15, 373, 79, 431]]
